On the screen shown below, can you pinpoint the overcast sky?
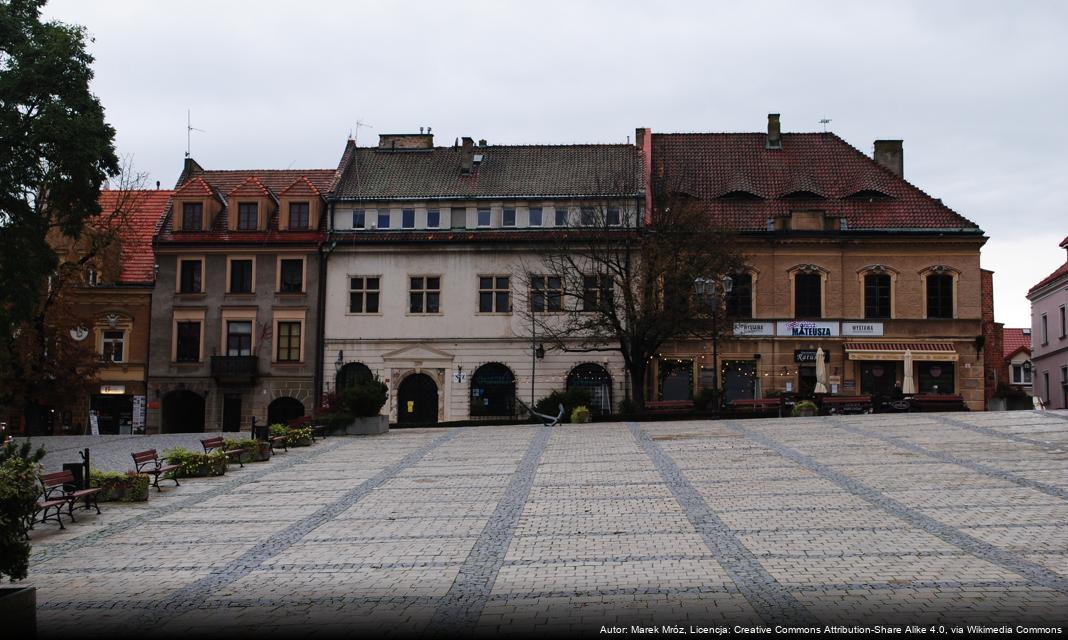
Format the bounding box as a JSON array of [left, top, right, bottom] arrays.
[[45, 0, 1067, 327]]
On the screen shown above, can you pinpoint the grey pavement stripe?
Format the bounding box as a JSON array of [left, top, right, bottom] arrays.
[[722, 420, 1068, 596], [830, 418, 1068, 501], [29, 440, 347, 565], [1036, 411, 1068, 422], [429, 425, 551, 631], [628, 421, 819, 626], [926, 414, 1067, 451], [152, 428, 463, 615]]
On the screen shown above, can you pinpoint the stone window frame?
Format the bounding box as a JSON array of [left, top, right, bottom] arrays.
[[225, 255, 257, 295], [726, 269, 759, 319], [176, 255, 206, 294], [276, 255, 306, 294], [272, 309, 306, 364], [530, 274, 564, 313], [220, 308, 258, 357], [171, 308, 206, 364], [477, 274, 512, 314], [347, 275, 382, 315], [788, 264, 829, 319], [919, 265, 960, 320], [95, 313, 132, 364], [408, 274, 442, 315], [857, 264, 899, 320]]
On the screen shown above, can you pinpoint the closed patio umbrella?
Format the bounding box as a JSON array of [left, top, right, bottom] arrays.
[[815, 347, 828, 393], [902, 349, 916, 395]]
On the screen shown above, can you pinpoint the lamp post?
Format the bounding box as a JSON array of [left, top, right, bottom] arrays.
[[694, 275, 733, 414]]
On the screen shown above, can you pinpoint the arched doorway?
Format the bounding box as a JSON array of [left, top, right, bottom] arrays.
[[336, 362, 373, 391], [471, 363, 516, 418], [567, 363, 612, 414], [161, 390, 205, 433], [268, 397, 305, 426], [397, 373, 438, 425]]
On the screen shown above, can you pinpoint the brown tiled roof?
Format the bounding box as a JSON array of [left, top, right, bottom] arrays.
[[96, 190, 173, 283], [651, 133, 983, 232], [227, 175, 274, 200], [1029, 260, 1068, 295], [278, 176, 323, 198], [332, 142, 642, 200], [173, 176, 213, 198], [1002, 328, 1032, 359]]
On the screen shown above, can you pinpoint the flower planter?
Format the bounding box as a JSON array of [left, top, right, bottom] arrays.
[[247, 440, 272, 461], [180, 460, 228, 477], [345, 415, 388, 435], [0, 586, 36, 637], [94, 477, 150, 502]]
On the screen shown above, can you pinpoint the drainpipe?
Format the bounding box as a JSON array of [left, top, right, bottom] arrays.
[[313, 200, 337, 407]]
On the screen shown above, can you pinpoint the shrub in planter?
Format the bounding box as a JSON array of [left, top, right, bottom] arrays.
[[224, 438, 271, 463], [791, 400, 818, 417], [570, 406, 592, 424], [270, 424, 312, 447], [340, 378, 388, 417], [535, 389, 591, 423], [163, 447, 228, 477], [89, 470, 150, 502], [0, 441, 46, 581]]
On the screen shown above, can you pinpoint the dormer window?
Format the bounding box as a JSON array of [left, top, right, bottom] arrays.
[[503, 208, 516, 227], [607, 208, 621, 226], [529, 207, 543, 227], [182, 203, 203, 231], [237, 203, 258, 230], [352, 209, 365, 229], [580, 208, 595, 226], [289, 202, 309, 230], [377, 211, 390, 229], [555, 207, 569, 227], [427, 209, 440, 228], [477, 208, 491, 227], [402, 209, 415, 229]]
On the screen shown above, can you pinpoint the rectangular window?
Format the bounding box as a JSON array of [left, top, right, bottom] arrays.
[[794, 273, 822, 318], [237, 203, 258, 230], [503, 208, 516, 227], [377, 211, 390, 229], [276, 321, 301, 362], [1044, 371, 1050, 402], [1011, 364, 1032, 385], [918, 362, 955, 394], [175, 321, 201, 362], [555, 207, 569, 227], [1060, 305, 1066, 338], [182, 203, 203, 231], [607, 208, 621, 226], [451, 207, 466, 228], [582, 274, 613, 312], [864, 274, 892, 319], [1041, 313, 1048, 345], [409, 276, 441, 314], [102, 330, 124, 362], [352, 210, 365, 229], [1062, 365, 1068, 385], [179, 259, 202, 293], [580, 207, 595, 226], [402, 209, 415, 229], [229, 259, 253, 293], [427, 209, 440, 228], [289, 202, 310, 230], [479, 276, 510, 313], [529, 207, 542, 227], [279, 259, 303, 293], [726, 273, 753, 318], [226, 320, 252, 356], [477, 208, 491, 227], [926, 274, 954, 319], [531, 275, 563, 312], [349, 277, 380, 313]]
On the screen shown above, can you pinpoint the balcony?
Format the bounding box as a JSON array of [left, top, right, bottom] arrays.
[[211, 356, 258, 385]]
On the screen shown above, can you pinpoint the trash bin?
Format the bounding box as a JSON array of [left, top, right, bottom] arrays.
[[62, 462, 86, 491]]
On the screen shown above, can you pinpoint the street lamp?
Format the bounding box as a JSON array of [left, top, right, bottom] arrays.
[[694, 275, 733, 415]]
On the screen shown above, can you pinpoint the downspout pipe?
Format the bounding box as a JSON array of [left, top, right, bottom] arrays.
[[313, 200, 337, 406]]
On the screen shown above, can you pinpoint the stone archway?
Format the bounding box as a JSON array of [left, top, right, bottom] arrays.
[[161, 390, 205, 433], [471, 363, 516, 418], [336, 362, 373, 391], [397, 373, 438, 425], [267, 397, 305, 426], [567, 363, 613, 414]]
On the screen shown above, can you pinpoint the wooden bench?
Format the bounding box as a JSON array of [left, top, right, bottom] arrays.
[[310, 424, 328, 441], [132, 449, 181, 492], [644, 400, 694, 415], [819, 395, 873, 415], [265, 432, 288, 454], [37, 470, 102, 528], [201, 436, 248, 468], [727, 398, 781, 418], [909, 394, 968, 412]]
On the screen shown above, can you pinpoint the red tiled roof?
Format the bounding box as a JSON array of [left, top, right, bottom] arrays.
[[173, 176, 213, 198], [844, 342, 957, 352], [1029, 260, 1068, 295], [651, 133, 983, 232], [227, 175, 274, 200], [1002, 328, 1032, 359], [95, 190, 173, 283], [278, 176, 323, 198]]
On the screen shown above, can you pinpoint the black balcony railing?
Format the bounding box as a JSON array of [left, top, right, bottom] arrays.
[[211, 355, 258, 384]]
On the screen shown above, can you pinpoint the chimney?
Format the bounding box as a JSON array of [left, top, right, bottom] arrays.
[[873, 140, 903, 176], [377, 132, 434, 150], [765, 113, 782, 150], [460, 137, 475, 174]]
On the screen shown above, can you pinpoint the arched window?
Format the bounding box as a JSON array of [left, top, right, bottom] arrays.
[[470, 363, 516, 417], [336, 362, 373, 391], [566, 364, 612, 414]]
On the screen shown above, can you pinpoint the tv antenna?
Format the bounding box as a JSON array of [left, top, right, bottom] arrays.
[[819, 118, 832, 133], [186, 110, 205, 158], [352, 119, 373, 145]]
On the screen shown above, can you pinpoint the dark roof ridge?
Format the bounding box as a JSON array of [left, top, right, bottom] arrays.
[[361, 142, 637, 150]]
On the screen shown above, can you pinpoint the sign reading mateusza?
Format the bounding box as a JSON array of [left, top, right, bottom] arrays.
[[776, 321, 840, 337]]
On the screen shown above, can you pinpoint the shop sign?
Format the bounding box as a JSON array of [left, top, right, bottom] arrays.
[[100, 384, 126, 395], [776, 320, 839, 337], [132, 396, 146, 433], [842, 322, 884, 337], [732, 321, 774, 337], [795, 349, 819, 363]]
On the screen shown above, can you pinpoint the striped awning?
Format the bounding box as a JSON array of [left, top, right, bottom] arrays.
[[843, 342, 958, 361]]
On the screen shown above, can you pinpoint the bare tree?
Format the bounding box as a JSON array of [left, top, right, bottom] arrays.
[[517, 185, 746, 412]]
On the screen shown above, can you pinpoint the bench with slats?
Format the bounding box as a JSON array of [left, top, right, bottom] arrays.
[[36, 469, 102, 529], [132, 449, 181, 492], [200, 436, 248, 468]]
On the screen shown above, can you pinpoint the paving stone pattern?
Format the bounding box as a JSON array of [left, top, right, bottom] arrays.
[[19, 411, 1068, 637]]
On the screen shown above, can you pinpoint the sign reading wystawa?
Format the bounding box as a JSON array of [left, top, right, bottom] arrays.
[[842, 321, 884, 337], [776, 321, 840, 337], [732, 321, 774, 336]]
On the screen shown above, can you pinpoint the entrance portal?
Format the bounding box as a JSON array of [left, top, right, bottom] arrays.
[[398, 373, 438, 424], [161, 390, 205, 433], [268, 397, 305, 426], [860, 361, 898, 401], [90, 395, 133, 435]]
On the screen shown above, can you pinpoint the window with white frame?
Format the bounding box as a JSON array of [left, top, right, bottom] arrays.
[[529, 207, 542, 227], [555, 207, 569, 226], [102, 330, 125, 362], [427, 209, 440, 228], [377, 211, 390, 229], [1011, 363, 1032, 385], [402, 209, 415, 229], [477, 208, 491, 227], [349, 277, 380, 313], [352, 210, 365, 229], [607, 207, 621, 226], [503, 208, 516, 227]]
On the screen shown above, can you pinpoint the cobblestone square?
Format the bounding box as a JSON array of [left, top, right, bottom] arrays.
[[21, 411, 1068, 636]]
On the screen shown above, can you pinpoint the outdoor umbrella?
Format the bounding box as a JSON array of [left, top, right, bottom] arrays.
[[902, 349, 916, 395], [815, 347, 828, 393]]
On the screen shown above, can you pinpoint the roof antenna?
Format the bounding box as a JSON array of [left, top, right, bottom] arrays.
[[353, 119, 373, 145], [186, 109, 205, 158], [819, 118, 832, 133]]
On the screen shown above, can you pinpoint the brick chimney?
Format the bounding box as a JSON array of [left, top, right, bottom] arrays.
[[635, 127, 653, 226], [874, 140, 903, 176], [460, 137, 475, 175], [377, 132, 434, 150], [765, 114, 782, 150]]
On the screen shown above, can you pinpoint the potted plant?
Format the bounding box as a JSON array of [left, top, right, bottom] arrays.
[[792, 400, 818, 417], [89, 470, 150, 502], [0, 440, 46, 635], [270, 424, 312, 447], [163, 447, 228, 477], [336, 377, 389, 434], [570, 406, 592, 424]]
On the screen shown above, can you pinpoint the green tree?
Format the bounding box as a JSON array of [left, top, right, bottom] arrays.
[[0, 0, 118, 423]]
